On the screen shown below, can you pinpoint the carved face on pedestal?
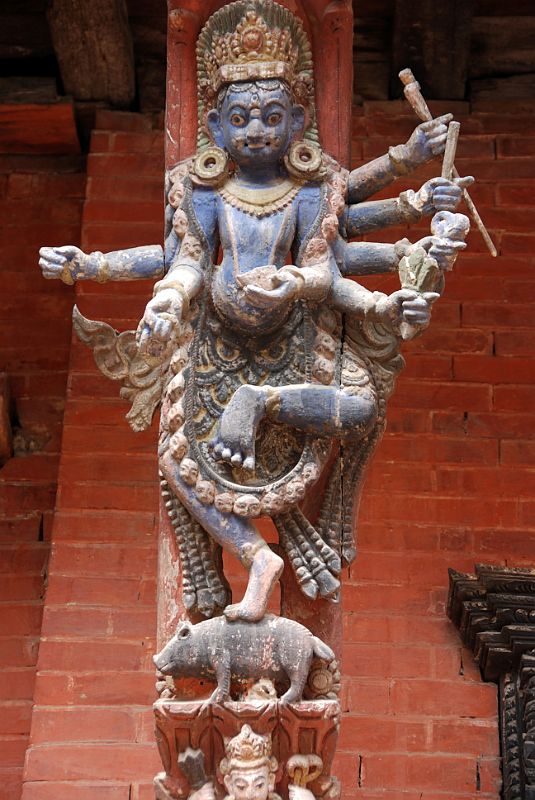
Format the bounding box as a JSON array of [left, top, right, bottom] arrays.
[[223, 763, 275, 800], [207, 80, 305, 176], [220, 725, 278, 800]]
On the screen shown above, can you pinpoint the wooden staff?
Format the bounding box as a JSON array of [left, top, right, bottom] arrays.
[[399, 68, 498, 257], [441, 121, 460, 179]]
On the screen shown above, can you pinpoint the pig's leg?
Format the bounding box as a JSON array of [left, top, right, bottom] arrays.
[[209, 652, 231, 704], [280, 663, 308, 705], [160, 451, 283, 622]]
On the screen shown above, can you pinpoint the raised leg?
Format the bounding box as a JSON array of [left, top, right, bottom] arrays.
[[211, 383, 377, 471], [160, 450, 283, 622], [210, 384, 267, 471]]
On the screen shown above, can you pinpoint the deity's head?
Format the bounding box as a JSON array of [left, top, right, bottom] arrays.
[[207, 78, 303, 170], [219, 724, 278, 800], [194, 0, 323, 183]]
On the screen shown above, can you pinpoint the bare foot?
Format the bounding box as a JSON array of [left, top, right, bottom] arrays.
[[210, 384, 267, 471], [224, 547, 283, 622]]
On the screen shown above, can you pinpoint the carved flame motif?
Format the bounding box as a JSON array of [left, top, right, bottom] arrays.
[[71, 306, 169, 433]]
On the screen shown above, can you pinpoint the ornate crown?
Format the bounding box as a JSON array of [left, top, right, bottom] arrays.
[[220, 725, 276, 772], [206, 7, 299, 93], [196, 0, 317, 148]]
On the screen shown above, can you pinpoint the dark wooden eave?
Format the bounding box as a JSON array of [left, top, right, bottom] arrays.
[[448, 563, 535, 800], [47, 0, 136, 108], [390, 0, 476, 100], [448, 563, 535, 682]]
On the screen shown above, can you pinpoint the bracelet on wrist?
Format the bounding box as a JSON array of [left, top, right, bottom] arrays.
[[86, 251, 110, 283], [388, 144, 411, 176], [153, 278, 189, 308], [398, 192, 423, 222]]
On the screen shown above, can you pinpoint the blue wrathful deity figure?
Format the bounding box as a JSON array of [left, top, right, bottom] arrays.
[[39, 0, 471, 623]]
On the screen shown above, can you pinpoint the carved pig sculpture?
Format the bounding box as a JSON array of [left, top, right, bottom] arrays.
[[153, 614, 335, 704]]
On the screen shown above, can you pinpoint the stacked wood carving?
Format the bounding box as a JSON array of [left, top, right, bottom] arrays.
[[448, 564, 535, 800], [37, 1, 481, 797], [153, 699, 340, 800]]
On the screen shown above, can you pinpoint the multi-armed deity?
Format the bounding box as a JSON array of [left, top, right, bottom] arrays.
[[39, 1, 474, 797]]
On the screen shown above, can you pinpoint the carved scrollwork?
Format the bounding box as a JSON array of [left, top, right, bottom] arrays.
[[72, 306, 169, 432], [303, 659, 341, 702], [501, 673, 522, 800], [152, 698, 340, 800]]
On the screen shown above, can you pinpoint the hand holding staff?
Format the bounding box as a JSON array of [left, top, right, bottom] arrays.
[[441, 120, 460, 179], [399, 68, 497, 257]]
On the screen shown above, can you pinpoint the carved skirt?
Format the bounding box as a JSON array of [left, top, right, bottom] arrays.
[[159, 298, 343, 519]]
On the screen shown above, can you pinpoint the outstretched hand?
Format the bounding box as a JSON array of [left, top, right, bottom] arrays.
[[136, 288, 184, 359], [411, 176, 474, 216], [404, 114, 453, 166], [39, 245, 87, 284], [413, 235, 467, 271], [242, 269, 301, 309], [377, 288, 440, 328]]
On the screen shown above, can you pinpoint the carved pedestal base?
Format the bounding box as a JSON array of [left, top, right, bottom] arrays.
[[154, 698, 340, 800]]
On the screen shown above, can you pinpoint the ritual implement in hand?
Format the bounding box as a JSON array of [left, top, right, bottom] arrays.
[[399, 67, 498, 257]]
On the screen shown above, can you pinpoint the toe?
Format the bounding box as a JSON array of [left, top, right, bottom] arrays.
[[242, 456, 255, 471], [231, 452, 243, 467], [221, 447, 232, 461], [223, 604, 239, 621]]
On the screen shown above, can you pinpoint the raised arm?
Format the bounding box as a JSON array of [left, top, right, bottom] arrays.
[[344, 176, 471, 241], [329, 267, 438, 336], [348, 115, 452, 204], [39, 244, 165, 284]]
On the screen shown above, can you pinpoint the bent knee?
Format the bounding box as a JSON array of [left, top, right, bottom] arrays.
[[337, 391, 377, 434]]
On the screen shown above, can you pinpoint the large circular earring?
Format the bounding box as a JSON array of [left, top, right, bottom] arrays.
[[284, 140, 325, 181], [191, 146, 229, 186]]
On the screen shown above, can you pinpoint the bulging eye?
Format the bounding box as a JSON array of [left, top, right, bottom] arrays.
[[230, 113, 246, 126], [267, 113, 281, 125]]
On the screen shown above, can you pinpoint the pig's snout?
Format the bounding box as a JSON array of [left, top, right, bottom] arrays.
[[153, 649, 170, 672]]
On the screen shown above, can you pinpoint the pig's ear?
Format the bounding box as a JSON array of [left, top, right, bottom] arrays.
[[176, 621, 192, 638]]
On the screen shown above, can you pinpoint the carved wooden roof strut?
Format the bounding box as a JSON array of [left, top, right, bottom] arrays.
[[448, 563, 535, 800]]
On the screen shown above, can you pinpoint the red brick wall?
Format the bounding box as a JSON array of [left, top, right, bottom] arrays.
[[20, 102, 535, 798], [0, 155, 85, 799], [20, 112, 163, 800]]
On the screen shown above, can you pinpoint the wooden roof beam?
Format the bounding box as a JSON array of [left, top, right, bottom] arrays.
[[390, 0, 476, 100], [47, 0, 135, 108], [0, 374, 12, 467]]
